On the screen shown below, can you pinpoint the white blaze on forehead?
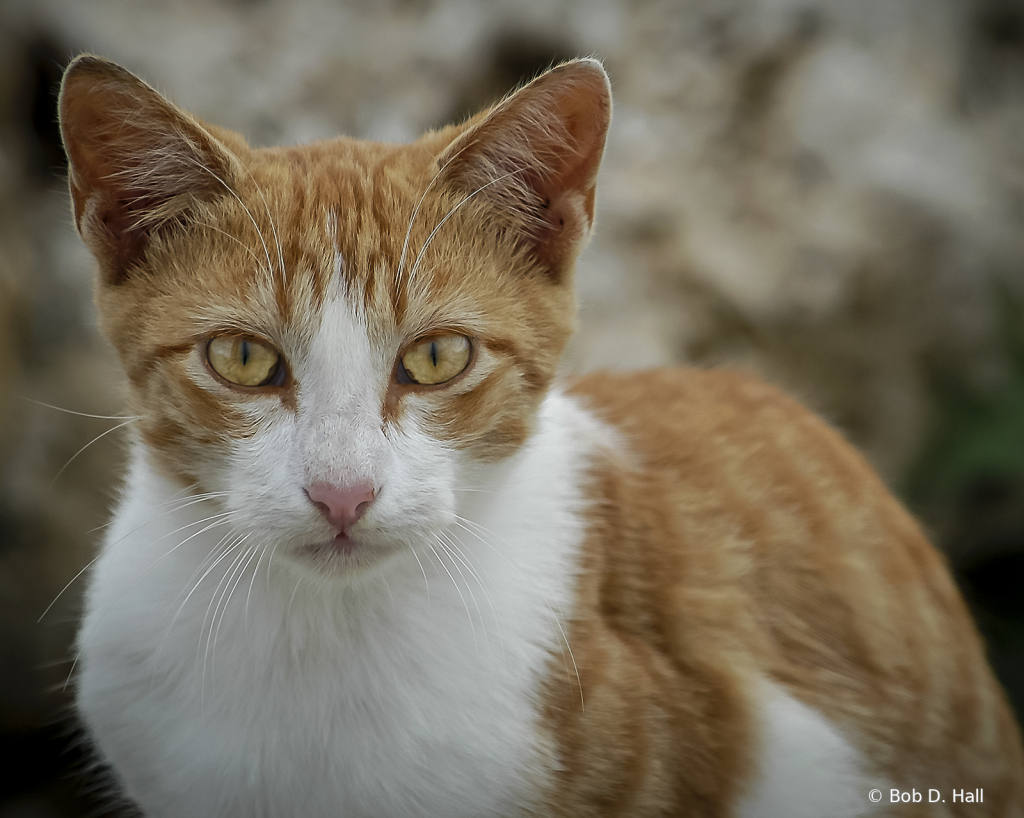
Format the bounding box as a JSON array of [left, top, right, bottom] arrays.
[[294, 251, 390, 490], [326, 209, 345, 283]]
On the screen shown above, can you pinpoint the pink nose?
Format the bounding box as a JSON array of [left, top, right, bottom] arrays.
[[305, 483, 376, 532]]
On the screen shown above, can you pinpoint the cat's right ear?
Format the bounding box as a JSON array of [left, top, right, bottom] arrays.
[[437, 59, 612, 283], [59, 55, 241, 285]]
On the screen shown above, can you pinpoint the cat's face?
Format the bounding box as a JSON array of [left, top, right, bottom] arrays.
[[59, 56, 610, 578]]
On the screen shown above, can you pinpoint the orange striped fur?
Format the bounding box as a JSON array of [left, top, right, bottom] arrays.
[[59, 54, 1023, 817], [541, 369, 1024, 815]]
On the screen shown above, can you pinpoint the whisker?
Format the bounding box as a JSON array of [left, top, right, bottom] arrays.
[[111, 507, 237, 564], [45, 490, 233, 621], [83, 484, 203, 534], [394, 140, 475, 288], [87, 490, 233, 541], [243, 169, 287, 285], [164, 154, 275, 280], [164, 526, 248, 621], [151, 529, 250, 686], [196, 221, 268, 271], [66, 512, 237, 691], [286, 573, 305, 621], [434, 533, 488, 647], [452, 514, 583, 711], [209, 545, 261, 687], [200, 543, 255, 699], [264, 539, 281, 599], [89, 510, 240, 633], [440, 529, 506, 668], [49, 418, 138, 487], [21, 397, 140, 421], [381, 576, 396, 610], [427, 538, 477, 654], [244, 538, 270, 637], [408, 166, 527, 284], [407, 542, 431, 603], [38, 553, 103, 623]]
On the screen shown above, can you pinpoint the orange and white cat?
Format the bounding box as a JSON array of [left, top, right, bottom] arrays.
[[59, 54, 1023, 817]]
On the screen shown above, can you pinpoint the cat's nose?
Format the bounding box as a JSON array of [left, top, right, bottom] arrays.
[[305, 483, 376, 532]]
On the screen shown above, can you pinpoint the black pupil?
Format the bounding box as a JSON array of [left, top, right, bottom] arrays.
[[430, 341, 437, 367], [240, 340, 250, 366]]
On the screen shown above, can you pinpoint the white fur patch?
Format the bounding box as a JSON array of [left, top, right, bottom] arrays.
[[76, 385, 604, 818], [735, 682, 888, 818]]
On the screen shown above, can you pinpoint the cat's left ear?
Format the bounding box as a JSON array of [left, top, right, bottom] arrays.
[[438, 59, 611, 282]]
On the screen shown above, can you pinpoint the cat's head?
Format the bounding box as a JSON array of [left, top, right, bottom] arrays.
[[59, 54, 610, 577]]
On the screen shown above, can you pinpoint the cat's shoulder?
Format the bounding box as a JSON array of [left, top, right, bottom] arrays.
[[567, 365, 799, 422], [566, 366, 862, 475]]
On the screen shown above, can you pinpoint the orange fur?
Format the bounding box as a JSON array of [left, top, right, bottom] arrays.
[[535, 369, 1024, 815], [59, 54, 1023, 817]]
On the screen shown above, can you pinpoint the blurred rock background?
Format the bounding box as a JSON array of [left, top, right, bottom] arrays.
[[1, 0, 1024, 814]]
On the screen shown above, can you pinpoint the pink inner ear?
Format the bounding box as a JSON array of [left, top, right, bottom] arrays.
[[98, 193, 149, 281]]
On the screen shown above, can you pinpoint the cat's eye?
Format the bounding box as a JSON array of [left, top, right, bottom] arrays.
[[398, 334, 472, 386], [206, 335, 284, 388]]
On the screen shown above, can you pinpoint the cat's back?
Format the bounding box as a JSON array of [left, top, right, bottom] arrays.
[[556, 367, 1024, 815]]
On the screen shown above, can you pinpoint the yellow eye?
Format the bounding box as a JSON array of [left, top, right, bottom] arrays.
[[206, 336, 283, 387], [399, 335, 471, 385]]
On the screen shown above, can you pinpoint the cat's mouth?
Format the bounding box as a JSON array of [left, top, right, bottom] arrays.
[[302, 532, 363, 560], [295, 530, 397, 575], [329, 533, 357, 555]]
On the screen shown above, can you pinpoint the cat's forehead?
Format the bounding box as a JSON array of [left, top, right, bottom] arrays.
[[223, 134, 469, 325]]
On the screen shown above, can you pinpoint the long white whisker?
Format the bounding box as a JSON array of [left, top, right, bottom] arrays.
[[381, 576, 396, 610], [427, 538, 477, 654], [243, 169, 286, 284], [66, 512, 237, 691], [85, 489, 231, 536], [200, 543, 254, 699], [440, 529, 506, 668], [407, 543, 431, 603], [87, 510, 239, 630], [210, 545, 261, 686], [244, 538, 272, 637], [38, 553, 103, 623], [452, 514, 583, 711], [49, 418, 137, 487], [286, 574, 305, 621], [408, 166, 527, 284], [151, 529, 250, 686], [434, 533, 488, 649], [394, 140, 476, 287], [196, 221, 268, 270], [83, 487, 232, 536], [164, 525, 248, 619], [21, 397, 140, 421], [264, 540, 281, 599], [47, 491, 231, 621], [167, 154, 275, 279], [199, 540, 252, 661]]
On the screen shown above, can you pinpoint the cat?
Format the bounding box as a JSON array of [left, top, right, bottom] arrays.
[[58, 53, 1024, 817]]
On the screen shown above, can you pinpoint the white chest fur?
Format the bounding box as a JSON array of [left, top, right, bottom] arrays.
[[76, 393, 602, 818]]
